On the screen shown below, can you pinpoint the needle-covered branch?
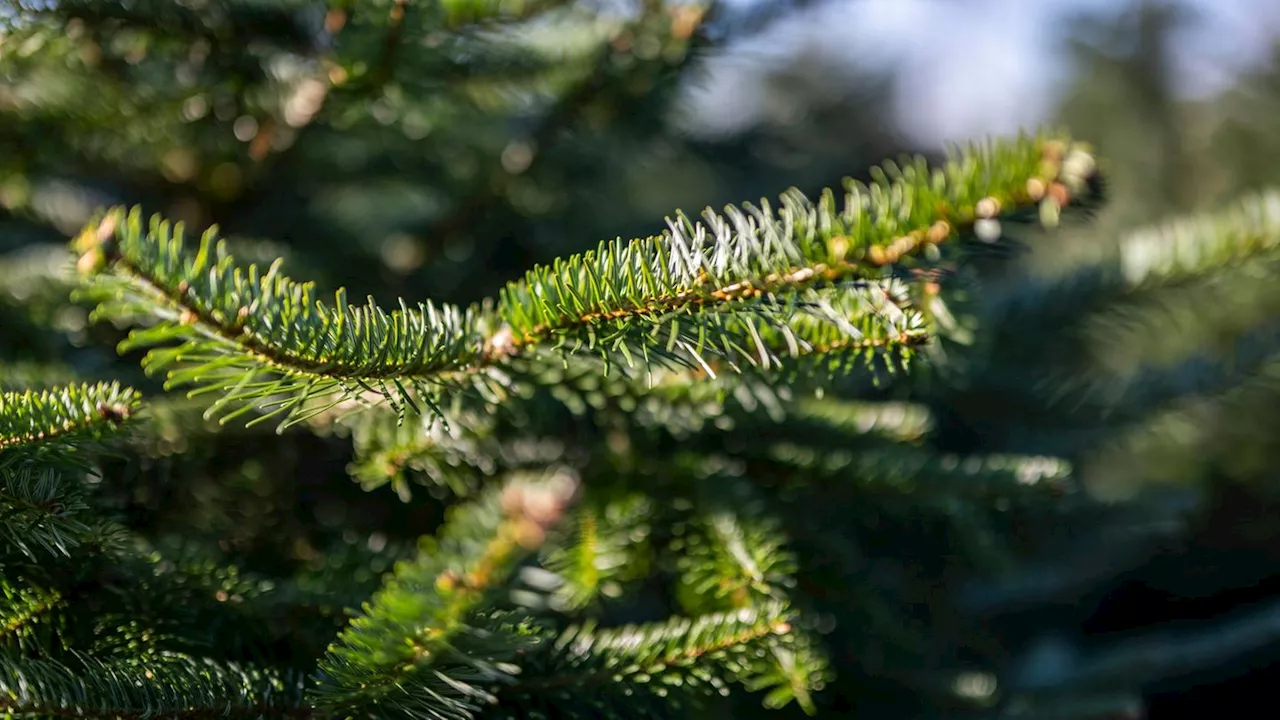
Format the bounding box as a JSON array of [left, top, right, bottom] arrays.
[[73, 133, 1097, 429], [0, 464, 92, 559], [0, 580, 64, 654], [311, 473, 578, 718], [502, 601, 826, 718], [0, 382, 140, 461], [494, 134, 1096, 368], [74, 208, 495, 429], [990, 187, 1280, 341], [0, 652, 309, 720]]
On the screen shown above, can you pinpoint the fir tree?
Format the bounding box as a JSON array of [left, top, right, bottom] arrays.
[[2, 1, 1280, 718]]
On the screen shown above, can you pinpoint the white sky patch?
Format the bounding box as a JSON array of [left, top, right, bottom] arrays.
[[685, 0, 1280, 146]]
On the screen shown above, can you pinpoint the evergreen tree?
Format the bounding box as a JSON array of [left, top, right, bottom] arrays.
[[2, 1, 1280, 718]]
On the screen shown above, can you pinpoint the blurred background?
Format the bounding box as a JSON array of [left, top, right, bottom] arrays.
[[4, 0, 1280, 717]]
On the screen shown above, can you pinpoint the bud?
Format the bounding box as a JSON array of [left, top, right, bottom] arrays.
[[77, 248, 105, 276], [1026, 177, 1046, 201], [926, 221, 952, 245], [866, 245, 887, 266], [975, 197, 1000, 219], [484, 324, 517, 360], [828, 235, 850, 261], [435, 570, 460, 593], [1047, 182, 1070, 208], [96, 401, 130, 425]]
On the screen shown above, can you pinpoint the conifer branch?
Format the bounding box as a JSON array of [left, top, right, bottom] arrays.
[[766, 445, 1074, 499], [74, 133, 1096, 428], [543, 494, 654, 612], [344, 405, 565, 501], [669, 485, 828, 715], [0, 464, 91, 559], [74, 208, 494, 428], [990, 187, 1280, 339], [677, 511, 797, 612], [504, 601, 828, 716], [520, 604, 792, 693], [495, 134, 1096, 361], [0, 382, 140, 457], [791, 398, 934, 443], [312, 473, 578, 717], [1115, 188, 1280, 290], [0, 581, 63, 654], [0, 652, 310, 720]]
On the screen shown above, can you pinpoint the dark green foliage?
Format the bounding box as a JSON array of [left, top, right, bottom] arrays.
[[4, 0, 1280, 718], [0, 652, 307, 719], [0, 464, 90, 558]]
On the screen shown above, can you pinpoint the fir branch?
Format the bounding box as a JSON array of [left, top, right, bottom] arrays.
[[344, 404, 565, 501], [762, 445, 1074, 500], [675, 510, 797, 613], [0, 651, 310, 720], [0, 464, 91, 559], [0, 382, 140, 458], [495, 134, 1096, 361], [988, 187, 1280, 344], [791, 397, 934, 444], [502, 601, 828, 717], [75, 208, 495, 428], [669, 482, 828, 715], [74, 134, 1096, 428], [542, 493, 654, 612], [0, 580, 64, 654], [439, 0, 573, 27], [518, 603, 793, 691], [311, 472, 578, 718], [668, 280, 931, 380], [1115, 188, 1280, 290]]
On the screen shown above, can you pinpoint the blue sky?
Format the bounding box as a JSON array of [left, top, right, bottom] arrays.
[[688, 0, 1280, 144]]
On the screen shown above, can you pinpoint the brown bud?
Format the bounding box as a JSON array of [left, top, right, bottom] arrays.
[[866, 245, 887, 266], [512, 521, 547, 550], [828, 235, 850, 261], [500, 484, 526, 517], [1026, 177, 1046, 201], [484, 324, 517, 360], [74, 213, 118, 254], [1040, 140, 1066, 163], [179, 309, 198, 325], [435, 570, 460, 593], [1047, 182, 1070, 208], [975, 197, 1000, 219], [323, 8, 347, 33], [670, 5, 705, 40], [926, 221, 952, 244], [77, 249, 105, 276], [96, 402, 130, 425], [522, 489, 566, 528]]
